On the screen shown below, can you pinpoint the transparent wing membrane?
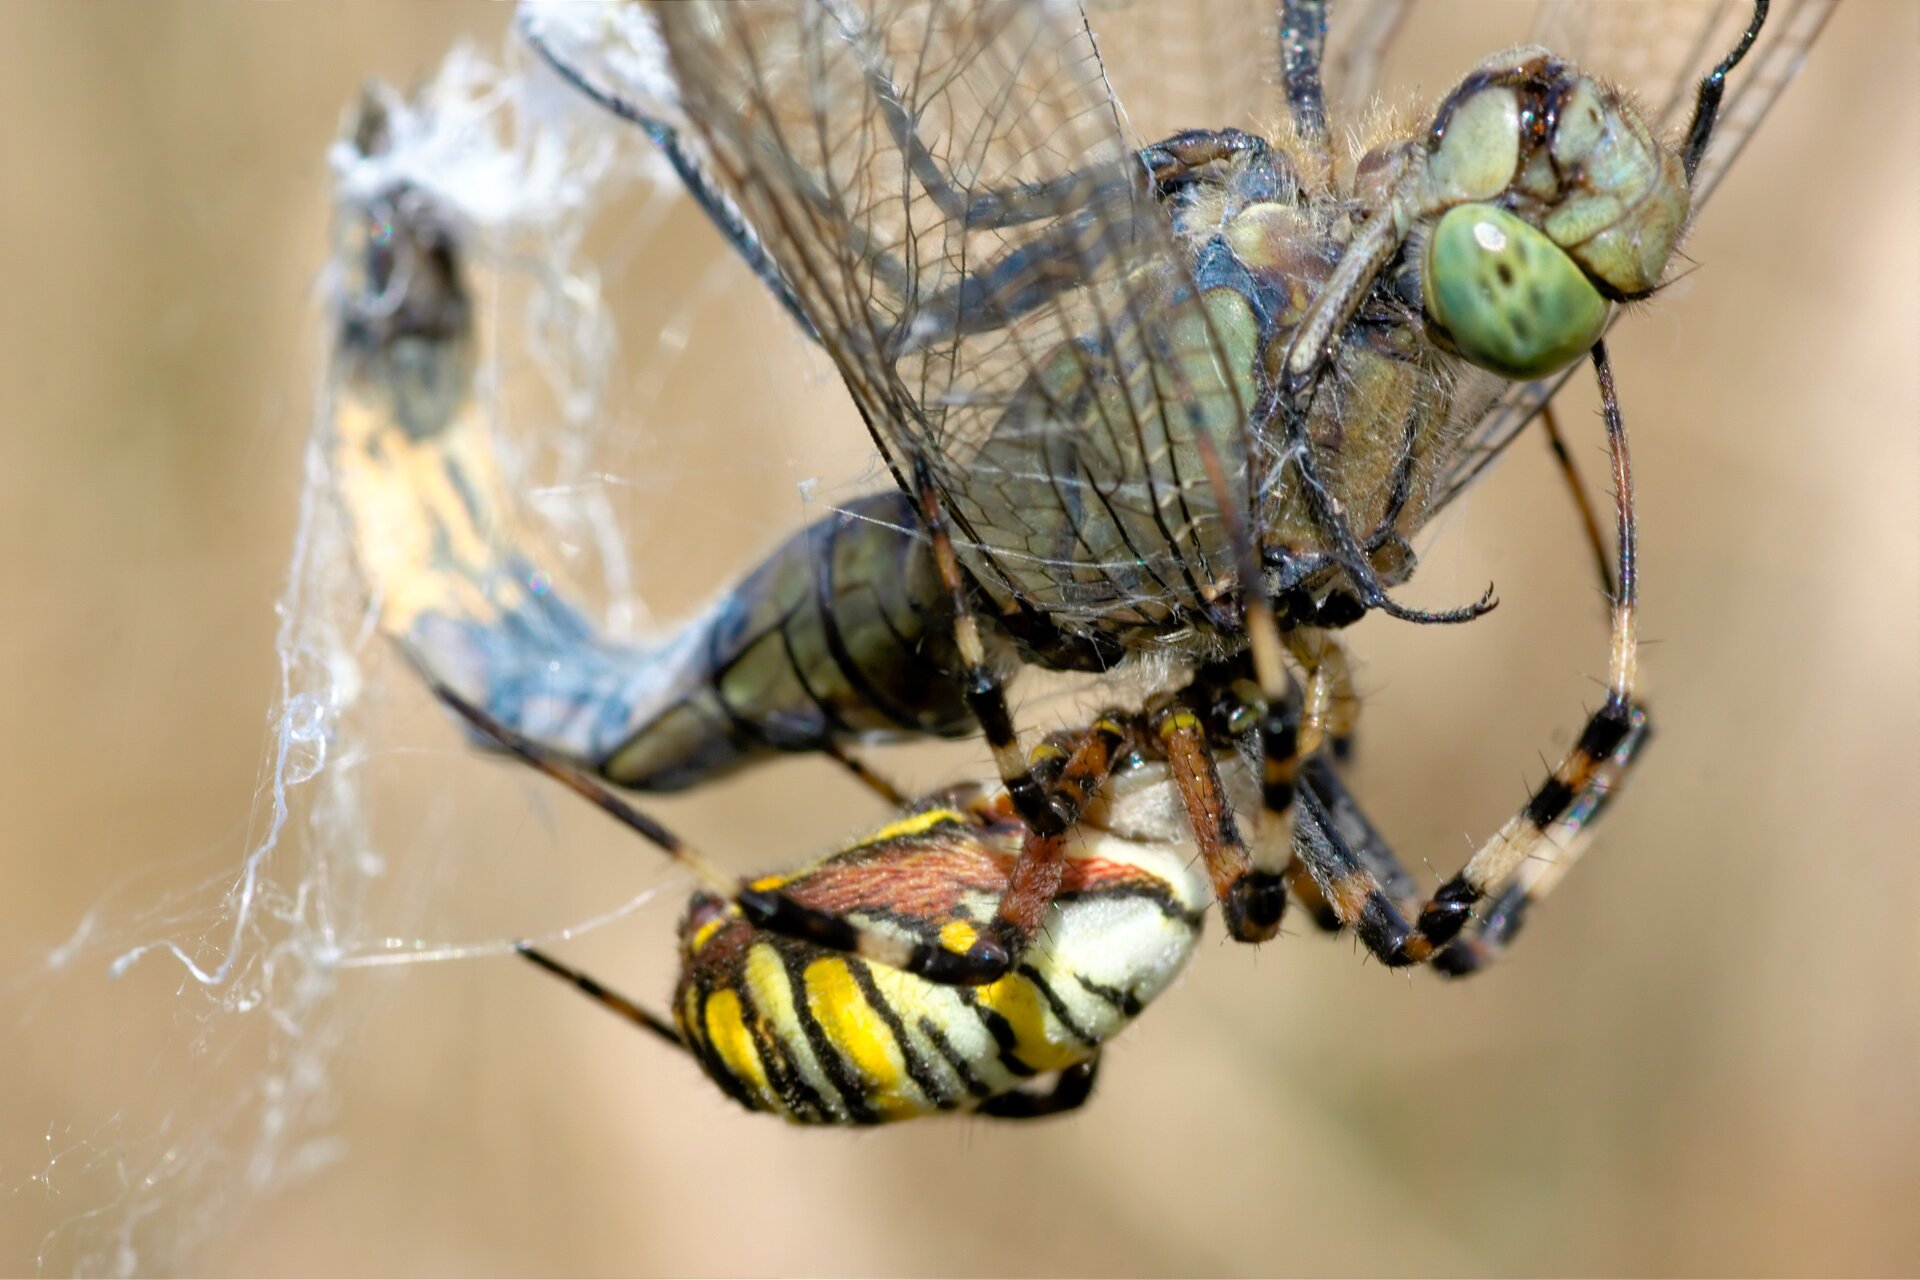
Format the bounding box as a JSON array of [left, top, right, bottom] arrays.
[[650, 1, 1256, 629], [1084, 0, 1411, 141], [542, 0, 1833, 604], [1081, 0, 1279, 138]]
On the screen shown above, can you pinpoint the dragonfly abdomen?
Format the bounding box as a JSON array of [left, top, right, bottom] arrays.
[[329, 169, 986, 792], [600, 491, 985, 789]]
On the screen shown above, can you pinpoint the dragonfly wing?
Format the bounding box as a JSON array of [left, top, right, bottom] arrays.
[[1080, 0, 1411, 143], [1080, 0, 1280, 140], [649, 0, 1258, 628], [1322, 0, 1412, 121]]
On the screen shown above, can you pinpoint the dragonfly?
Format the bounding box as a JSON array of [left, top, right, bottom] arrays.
[[479, 0, 1827, 971], [322, 0, 1820, 1120], [327, 0, 1819, 1119], [326, 97, 1559, 1123]]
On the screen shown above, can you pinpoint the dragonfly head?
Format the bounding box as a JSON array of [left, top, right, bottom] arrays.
[[1412, 47, 1692, 380]]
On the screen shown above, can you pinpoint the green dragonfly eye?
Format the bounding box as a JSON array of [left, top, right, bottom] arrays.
[[1422, 203, 1609, 381]]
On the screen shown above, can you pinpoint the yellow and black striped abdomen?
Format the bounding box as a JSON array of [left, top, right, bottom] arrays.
[[674, 812, 1207, 1124]]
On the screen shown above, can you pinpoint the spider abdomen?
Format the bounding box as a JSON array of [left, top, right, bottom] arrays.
[[674, 813, 1207, 1124]]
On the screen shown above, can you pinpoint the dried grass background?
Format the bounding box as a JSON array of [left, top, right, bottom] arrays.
[[2, 3, 1915, 1275]]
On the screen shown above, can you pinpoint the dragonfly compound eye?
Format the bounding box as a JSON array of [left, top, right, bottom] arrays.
[[1421, 202, 1608, 381]]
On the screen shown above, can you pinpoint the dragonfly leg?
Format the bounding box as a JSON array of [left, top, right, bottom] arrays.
[[891, 127, 1284, 353], [1278, 0, 1331, 148], [857, 35, 1199, 233], [1361, 399, 1424, 560], [1284, 384, 1497, 627], [1139, 128, 1277, 200], [515, 17, 814, 341]]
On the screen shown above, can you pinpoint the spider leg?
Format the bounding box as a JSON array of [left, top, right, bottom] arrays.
[[1154, 699, 1285, 943], [974, 1056, 1100, 1120], [820, 739, 911, 808], [789, 714, 1133, 987], [1286, 752, 1417, 932], [909, 454, 1076, 841], [1434, 707, 1651, 976], [1411, 391, 1654, 973], [516, 943, 684, 1050], [435, 679, 1010, 986], [1287, 342, 1648, 972], [442, 521, 1125, 995], [735, 714, 1137, 988], [1296, 755, 1417, 901], [754, 701, 1243, 990], [1540, 403, 1619, 602], [1286, 705, 1651, 971], [1281, 858, 1343, 933], [1182, 430, 1297, 945], [971, 716, 1133, 966], [1285, 626, 1360, 763], [1271, 627, 1364, 930]]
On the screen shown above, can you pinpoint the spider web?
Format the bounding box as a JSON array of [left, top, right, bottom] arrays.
[[5, 28, 738, 1274]]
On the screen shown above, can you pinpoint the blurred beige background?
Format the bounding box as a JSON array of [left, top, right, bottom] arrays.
[[3, 2, 1916, 1275]]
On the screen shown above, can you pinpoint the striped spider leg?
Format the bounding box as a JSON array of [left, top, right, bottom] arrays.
[[1243, 345, 1653, 973]]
